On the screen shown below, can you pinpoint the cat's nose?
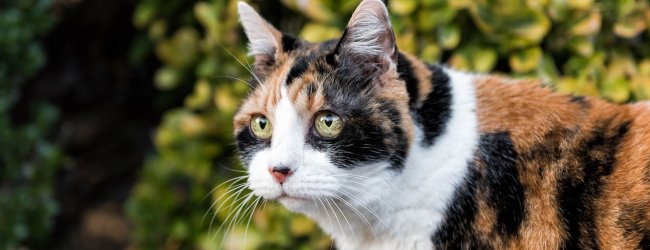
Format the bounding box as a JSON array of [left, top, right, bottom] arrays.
[[268, 165, 292, 184]]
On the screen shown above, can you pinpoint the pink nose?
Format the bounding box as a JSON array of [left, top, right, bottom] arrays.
[[268, 166, 291, 184]]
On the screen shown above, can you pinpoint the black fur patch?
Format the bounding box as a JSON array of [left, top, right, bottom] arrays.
[[396, 52, 419, 108], [415, 65, 452, 147], [285, 57, 309, 86], [379, 100, 408, 170], [569, 95, 591, 110], [305, 65, 405, 170], [569, 95, 585, 104], [433, 132, 523, 247], [557, 120, 630, 249], [640, 234, 650, 250], [235, 127, 271, 166], [281, 34, 299, 52], [431, 166, 483, 248], [479, 132, 525, 236]]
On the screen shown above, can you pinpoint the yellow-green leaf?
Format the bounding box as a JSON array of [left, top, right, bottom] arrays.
[[185, 79, 212, 109], [631, 75, 650, 100], [390, 0, 417, 15], [567, 0, 593, 10], [299, 23, 341, 42], [420, 44, 441, 62], [290, 216, 315, 237], [449, 52, 470, 71], [438, 24, 461, 49], [600, 78, 631, 103], [568, 37, 594, 57], [281, 0, 334, 22], [396, 30, 417, 54], [194, 2, 220, 39], [473, 47, 498, 72], [570, 10, 601, 36], [154, 67, 181, 90], [509, 47, 543, 73], [511, 9, 550, 42], [148, 20, 167, 41], [613, 17, 647, 38], [214, 85, 238, 113]]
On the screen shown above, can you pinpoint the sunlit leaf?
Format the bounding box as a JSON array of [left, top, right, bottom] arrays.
[[567, 0, 593, 10], [299, 23, 341, 42], [568, 36, 594, 57], [281, 0, 334, 22], [194, 2, 220, 39], [154, 66, 181, 90], [473, 47, 498, 72], [600, 77, 630, 103], [613, 16, 647, 38], [438, 24, 460, 49], [631, 75, 650, 100], [570, 10, 601, 36], [390, 0, 418, 15], [185, 79, 212, 109], [396, 29, 417, 54], [420, 44, 441, 62], [556, 77, 599, 96], [509, 46, 542, 73], [290, 215, 315, 237], [511, 9, 550, 42]]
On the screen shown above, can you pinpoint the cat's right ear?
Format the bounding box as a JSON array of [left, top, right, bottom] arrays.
[[237, 1, 282, 77]]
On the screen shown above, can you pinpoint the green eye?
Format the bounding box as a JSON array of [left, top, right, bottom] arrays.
[[314, 112, 343, 138], [251, 115, 272, 139]]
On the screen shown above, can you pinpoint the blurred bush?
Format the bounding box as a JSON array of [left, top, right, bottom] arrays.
[[0, 0, 61, 249], [126, 0, 650, 249]]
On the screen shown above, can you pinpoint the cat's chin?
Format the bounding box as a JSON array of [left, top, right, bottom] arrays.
[[277, 195, 318, 212]]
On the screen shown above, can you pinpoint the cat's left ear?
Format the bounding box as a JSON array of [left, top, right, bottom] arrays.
[[238, 1, 283, 76], [334, 0, 397, 74]]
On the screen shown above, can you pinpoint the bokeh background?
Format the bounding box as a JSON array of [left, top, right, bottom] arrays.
[[2, 0, 650, 249]]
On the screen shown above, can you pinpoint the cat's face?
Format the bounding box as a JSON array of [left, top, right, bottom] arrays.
[[233, 0, 413, 213]]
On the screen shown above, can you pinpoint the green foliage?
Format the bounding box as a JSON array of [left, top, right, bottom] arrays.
[[127, 0, 650, 249], [0, 0, 61, 249]]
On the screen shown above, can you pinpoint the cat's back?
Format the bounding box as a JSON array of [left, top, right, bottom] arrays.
[[465, 75, 650, 248]]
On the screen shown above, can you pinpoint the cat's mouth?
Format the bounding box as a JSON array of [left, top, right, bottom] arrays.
[[277, 193, 309, 201]]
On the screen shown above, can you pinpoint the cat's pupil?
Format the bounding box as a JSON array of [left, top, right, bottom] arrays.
[[259, 118, 267, 129], [324, 114, 333, 127]]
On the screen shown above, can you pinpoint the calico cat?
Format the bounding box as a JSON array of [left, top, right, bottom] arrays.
[[232, 0, 650, 249]]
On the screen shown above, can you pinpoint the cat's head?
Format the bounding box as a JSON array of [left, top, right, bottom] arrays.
[[233, 0, 413, 212]]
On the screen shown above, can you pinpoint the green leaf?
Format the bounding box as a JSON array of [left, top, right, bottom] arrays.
[[600, 77, 630, 103], [390, 0, 418, 15], [154, 66, 181, 90], [472, 47, 498, 72], [299, 23, 341, 42], [438, 24, 460, 49], [509, 46, 543, 73], [570, 10, 601, 36]]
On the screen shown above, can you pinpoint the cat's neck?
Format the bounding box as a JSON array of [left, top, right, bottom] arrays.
[[314, 56, 481, 249]]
